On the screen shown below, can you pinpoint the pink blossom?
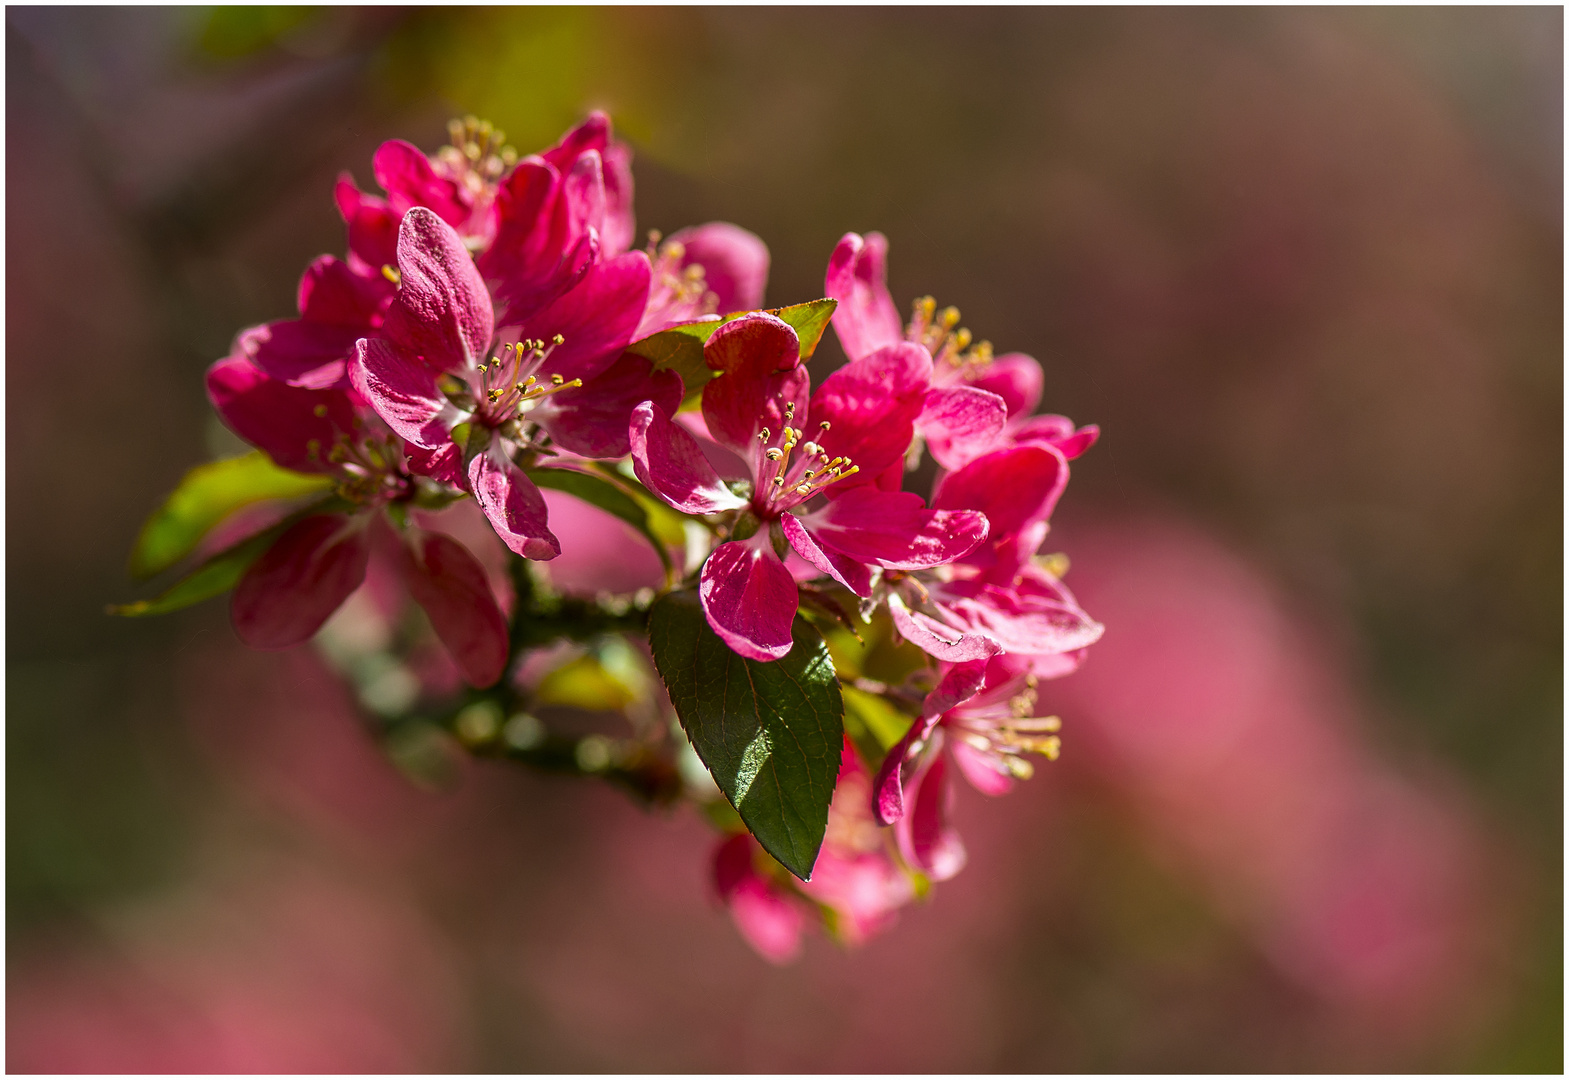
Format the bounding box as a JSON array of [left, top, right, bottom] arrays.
[[636, 223, 771, 336], [630, 312, 988, 660], [351, 207, 671, 560], [206, 355, 508, 686]]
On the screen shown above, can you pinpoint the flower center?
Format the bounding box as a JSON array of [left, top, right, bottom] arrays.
[[472, 336, 582, 428], [432, 115, 518, 199], [304, 410, 411, 505], [907, 296, 994, 377], [950, 676, 1062, 779], [753, 400, 861, 514], [645, 231, 719, 324]]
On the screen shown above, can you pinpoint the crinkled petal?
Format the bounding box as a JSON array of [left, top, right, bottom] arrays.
[[629, 400, 747, 514], [206, 355, 356, 474], [398, 528, 510, 687], [968, 352, 1043, 419], [231, 513, 370, 649], [896, 747, 967, 882], [803, 490, 987, 570], [535, 349, 683, 459], [918, 384, 1008, 471], [372, 138, 470, 226], [350, 338, 462, 448], [887, 593, 999, 663], [810, 342, 932, 485], [824, 231, 905, 362], [872, 710, 934, 827], [468, 448, 561, 561], [779, 513, 872, 596], [924, 658, 991, 720], [404, 442, 464, 485], [525, 251, 651, 383], [668, 222, 770, 314], [698, 534, 798, 661], [381, 207, 494, 372], [701, 312, 807, 460]]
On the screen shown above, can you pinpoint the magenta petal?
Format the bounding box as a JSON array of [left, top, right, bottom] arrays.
[[481, 160, 593, 322], [887, 594, 999, 663], [335, 175, 399, 274], [968, 352, 1044, 419], [468, 450, 560, 561], [919, 385, 1008, 471], [933, 443, 1068, 553], [350, 338, 460, 448], [629, 400, 747, 514], [241, 320, 360, 391], [558, 149, 607, 250], [727, 870, 807, 964], [231, 514, 370, 649], [599, 140, 636, 257], [542, 110, 611, 170], [668, 222, 771, 314], [924, 659, 990, 720], [871, 715, 927, 827], [698, 535, 798, 661], [206, 355, 356, 473], [525, 251, 651, 383], [405, 442, 463, 485], [949, 739, 1016, 797], [824, 232, 905, 362], [780, 513, 872, 597], [535, 350, 682, 459], [381, 207, 494, 372], [372, 139, 469, 226], [803, 490, 987, 570], [897, 748, 967, 882], [809, 343, 932, 482], [297, 254, 391, 326], [1013, 414, 1100, 460], [701, 312, 806, 457], [398, 529, 510, 687], [931, 577, 1105, 658]]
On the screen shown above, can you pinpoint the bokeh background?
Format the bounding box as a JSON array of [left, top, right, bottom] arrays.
[[7, 6, 1561, 1071]]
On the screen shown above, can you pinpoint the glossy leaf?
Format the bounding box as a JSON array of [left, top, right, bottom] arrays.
[[528, 466, 673, 577], [648, 589, 844, 880], [129, 451, 331, 580]]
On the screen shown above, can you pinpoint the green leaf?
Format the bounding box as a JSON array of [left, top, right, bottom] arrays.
[[840, 684, 913, 772], [109, 526, 281, 618], [129, 452, 331, 580], [648, 590, 844, 880], [769, 297, 837, 359], [528, 466, 673, 579], [625, 319, 721, 396]]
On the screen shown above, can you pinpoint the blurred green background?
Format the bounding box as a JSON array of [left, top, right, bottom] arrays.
[[7, 7, 1561, 1071]]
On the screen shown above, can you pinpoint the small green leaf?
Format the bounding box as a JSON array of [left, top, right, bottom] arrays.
[[648, 590, 844, 880], [840, 684, 914, 771], [129, 452, 331, 580], [625, 319, 721, 396], [109, 526, 280, 618], [769, 297, 837, 359], [528, 466, 673, 579]]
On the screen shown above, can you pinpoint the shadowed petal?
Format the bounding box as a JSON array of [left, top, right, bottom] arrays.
[[599, 140, 636, 257], [241, 320, 361, 391], [810, 342, 932, 484], [231, 514, 370, 649], [468, 449, 560, 560], [535, 349, 683, 459], [698, 534, 798, 661], [968, 352, 1044, 419], [206, 356, 356, 474], [335, 174, 399, 274], [919, 384, 1008, 470], [931, 576, 1105, 657], [933, 443, 1068, 569], [525, 251, 651, 383], [701, 312, 807, 459], [629, 400, 747, 514], [1013, 414, 1100, 460], [398, 528, 510, 687], [780, 513, 872, 596], [897, 747, 967, 882], [950, 739, 1017, 797], [381, 207, 494, 372], [803, 490, 987, 570], [825, 232, 904, 361], [887, 593, 999, 663], [713, 834, 805, 964], [350, 338, 462, 448]]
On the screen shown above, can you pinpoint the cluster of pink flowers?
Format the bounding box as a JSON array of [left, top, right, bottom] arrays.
[[194, 114, 1102, 961]]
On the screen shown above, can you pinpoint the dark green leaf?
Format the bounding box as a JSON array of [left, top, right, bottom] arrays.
[[129, 452, 330, 580], [528, 467, 674, 578], [648, 590, 844, 880], [109, 527, 280, 618]]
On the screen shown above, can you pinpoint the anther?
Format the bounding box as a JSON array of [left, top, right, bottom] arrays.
[[381, 264, 401, 285], [551, 374, 565, 386], [766, 448, 784, 461], [552, 334, 564, 345], [312, 404, 328, 418], [941, 306, 961, 329]]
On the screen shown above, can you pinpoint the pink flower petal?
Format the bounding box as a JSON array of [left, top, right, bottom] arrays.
[[871, 713, 931, 827], [809, 342, 932, 485], [1013, 414, 1101, 460], [541, 110, 611, 171], [524, 251, 651, 384], [349, 339, 461, 448], [240, 320, 361, 391], [932, 443, 1069, 569], [932, 576, 1105, 657], [949, 738, 1016, 797], [534, 349, 682, 459], [481, 159, 595, 322], [698, 534, 798, 661], [824, 231, 905, 361], [404, 442, 463, 486], [629, 400, 747, 514], [205, 356, 356, 474], [381, 207, 494, 372], [968, 351, 1044, 419], [599, 140, 636, 258], [887, 594, 999, 663], [779, 513, 872, 596], [918, 384, 1008, 470], [924, 658, 991, 720], [334, 174, 399, 274], [667, 222, 771, 314], [231, 514, 371, 649], [897, 747, 967, 882], [297, 254, 391, 326], [803, 490, 987, 570], [397, 528, 510, 688], [372, 138, 470, 226], [468, 449, 561, 561], [701, 312, 807, 459]]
